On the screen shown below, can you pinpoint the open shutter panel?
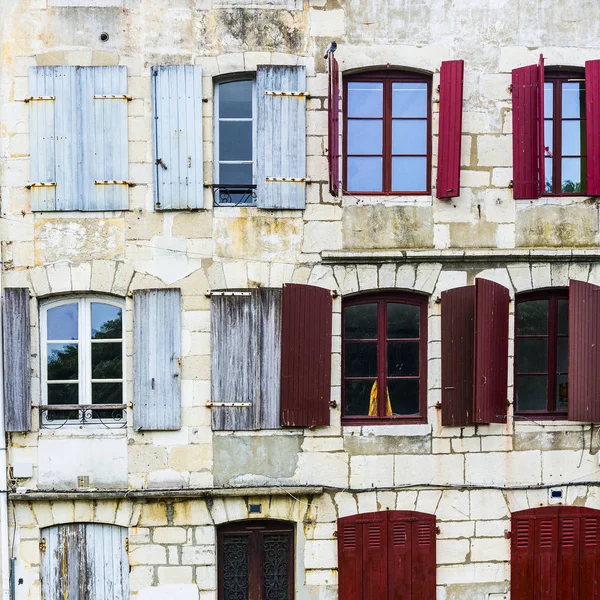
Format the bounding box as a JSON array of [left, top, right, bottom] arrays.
[[537, 54, 545, 196], [362, 514, 388, 600], [256, 65, 307, 209], [568, 279, 600, 422], [337, 515, 363, 600], [327, 53, 340, 197], [436, 60, 464, 199], [441, 285, 475, 426], [133, 289, 181, 430], [586, 60, 600, 196], [280, 284, 332, 428], [473, 278, 510, 424], [512, 63, 541, 199], [411, 512, 437, 600], [3, 288, 31, 432], [511, 511, 536, 599], [152, 65, 204, 210]]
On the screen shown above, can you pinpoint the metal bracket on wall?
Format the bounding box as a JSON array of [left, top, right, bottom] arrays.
[[205, 291, 252, 297], [206, 402, 252, 408]]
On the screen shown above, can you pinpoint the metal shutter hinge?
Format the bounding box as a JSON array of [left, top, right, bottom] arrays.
[[206, 402, 252, 408], [264, 91, 309, 98], [265, 177, 310, 183], [505, 530, 512, 539], [125, 537, 130, 552], [24, 96, 55, 103], [39, 538, 46, 553], [26, 182, 56, 189], [93, 95, 132, 101], [206, 291, 252, 297]]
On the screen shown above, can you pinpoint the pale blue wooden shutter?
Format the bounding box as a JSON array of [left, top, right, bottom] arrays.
[[133, 289, 182, 430], [152, 65, 204, 210], [256, 65, 307, 209]]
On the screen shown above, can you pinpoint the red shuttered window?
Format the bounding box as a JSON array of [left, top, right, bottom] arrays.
[[328, 52, 340, 197], [338, 511, 436, 600]]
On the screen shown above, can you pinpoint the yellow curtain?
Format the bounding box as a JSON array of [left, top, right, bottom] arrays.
[[368, 381, 392, 417]]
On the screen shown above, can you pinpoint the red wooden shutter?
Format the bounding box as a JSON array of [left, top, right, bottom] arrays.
[[586, 60, 600, 196], [436, 60, 464, 199], [511, 511, 535, 599], [537, 54, 545, 196], [280, 284, 332, 427], [328, 52, 340, 197], [568, 279, 600, 422], [512, 63, 541, 199], [388, 512, 412, 599], [535, 509, 559, 598], [473, 278, 510, 423], [410, 512, 436, 600], [337, 516, 363, 600], [363, 514, 388, 599], [441, 285, 475, 426], [557, 511, 580, 598], [580, 510, 600, 598]]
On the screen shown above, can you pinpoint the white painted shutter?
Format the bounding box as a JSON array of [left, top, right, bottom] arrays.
[[256, 65, 307, 209], [133, 289, 182, 430], [152, 65, 204, 210]]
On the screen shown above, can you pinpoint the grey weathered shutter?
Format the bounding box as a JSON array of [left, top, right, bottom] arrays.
[[3, 288, 31, 432], [152, 65, 204, 210], [211, 289, 282, 431], [256, 65, 307, 209], [133, 289, 181, 430]]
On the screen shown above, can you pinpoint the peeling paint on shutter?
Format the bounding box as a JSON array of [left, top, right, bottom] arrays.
[[3, 288, 31, 432], [256, 65, 307, 209], [133, 289, 182, 431], [328, 53, 340, 197], [41, 523, 128, 600], [586, 60, 600, 196], [436, 60, 464, 199], [152, 65, 204, 210], [211, 288, 282, 431]]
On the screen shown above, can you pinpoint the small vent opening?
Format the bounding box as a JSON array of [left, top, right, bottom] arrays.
[[77, 475, 90, 489]]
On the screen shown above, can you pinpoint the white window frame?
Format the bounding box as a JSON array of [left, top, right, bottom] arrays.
[[40, 296, 126, 426], [214, 76, 257, 206]]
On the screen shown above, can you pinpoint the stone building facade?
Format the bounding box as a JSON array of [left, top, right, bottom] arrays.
[[1, 0, 600, 599]]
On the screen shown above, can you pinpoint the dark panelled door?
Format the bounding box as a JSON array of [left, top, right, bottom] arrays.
[[511, 506, 600, 599]]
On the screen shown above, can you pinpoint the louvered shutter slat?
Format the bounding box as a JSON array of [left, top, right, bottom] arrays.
[[586, 60, 600, 196], [328, 53, 340, 197]]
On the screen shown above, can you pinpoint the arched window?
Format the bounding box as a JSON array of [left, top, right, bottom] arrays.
[[342, 291, 428, 424], [343, 69, 432, 195]]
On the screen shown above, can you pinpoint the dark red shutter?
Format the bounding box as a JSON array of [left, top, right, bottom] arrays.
[[557, 512, 580, 598], [441, 285, 475, 426], [512, 63, 541, 199], [328, 52, 340, 197], [536, 510, 559, 598], [411, 512, 436, 600], [586, 60, 600, 196], [337, 516, 363, 600], [580, 511, 600, 598], [363, 514, 388, 599], [537, 54, 545, 196], [473, 278, 510, 423], [568, 279, 600, 422], [280, 284, 332, 427], [388, 512, 412, 599], [436, 60, 464, 199], [511, 511, 535, 600]]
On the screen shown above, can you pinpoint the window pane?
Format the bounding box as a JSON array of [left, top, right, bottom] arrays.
[[92, 383, 124, 419], [92, 343, 122, 379], [556, 374, 568, 412], [344, 303, 377, 339], [561, 158, 584, 193], [91, 303, 122, 339], [47, 383, 78, 406], [219, 163, 253, 185], [516, 338, 548, 373], [387, 341, 419, 376], [545, 157, 553, 193], [388, 379, 419, 415], [392, 83, 427, 118], [392, 120, 427, 154], [219, 121, 253, 161], [392, 156, 427, 192], [562, 82, 585, 119], [544, 82, 553, 118], [557, 337, 568, 373], [544, 120, 553, 154], [562, 120, 583, 156], [219, 80, 253, 119], [517, 300, 548, 335], [516, 375, 548, 411], [347, 82, 383, 118], [347, 120, 383, 155], [347, 156, 383, 192], [47, 304, 78, 341], [557, 299, 568, 335], [387, 303, 420, 338], [344, 380, 375, 416], [345, 342, 377, 377], [47, 343, 78, 380]]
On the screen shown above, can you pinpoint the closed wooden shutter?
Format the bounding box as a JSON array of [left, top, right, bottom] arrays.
[[256, 65, 307, 209], [3, 288, 31, 432], [568, 279, 600, 422], [558, 512, 580, 597], [511, 512, 536, 599], [280, 284, 332, 428], [337, 517, 363, 600], [473, 278, 510, 424], [536, 510, 559, 598], [388, 513, 412, 599], [211, 289, 282, 431], [412, 513, 437, 600], [512, 62, 542, 199], [328, 53, 340, 197], [363, 514, 388, 600], [580, 512, 600, 598], [152, 65, 204, 210], [133, 289, 182, 431], [586, 60, 600, 196], [441, 285, 475, 426], [436, 60, 464, 199]]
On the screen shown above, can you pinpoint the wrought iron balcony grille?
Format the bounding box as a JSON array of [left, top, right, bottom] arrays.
[[39, 404, 127, 429], [212, 184, 257, 207]]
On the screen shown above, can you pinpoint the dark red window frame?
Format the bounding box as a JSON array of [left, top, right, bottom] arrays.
[[342, 70, 432, 196], [342, 291, 428, 425], [514, 288, 569, 420], [543, 68, 587, 197], [217, 520, 294, 600]]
